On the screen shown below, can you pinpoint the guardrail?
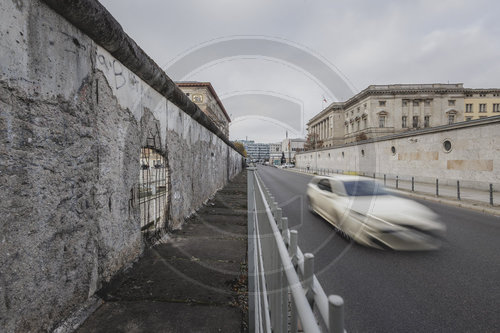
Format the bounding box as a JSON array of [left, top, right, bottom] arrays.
[[248, 167, 346, 333]]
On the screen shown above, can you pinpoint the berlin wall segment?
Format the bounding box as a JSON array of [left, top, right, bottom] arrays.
[[0, 0, 243, 332]]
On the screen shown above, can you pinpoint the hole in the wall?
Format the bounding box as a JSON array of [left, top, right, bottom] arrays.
[[211, 152, 215, 157], [342, 151, 345, 158], [139, 132, 169, 236], [443, 140, 452, 153], [72, 37, 81, 48], [391, 146, 396, 155], [361, 149, 365, 157]]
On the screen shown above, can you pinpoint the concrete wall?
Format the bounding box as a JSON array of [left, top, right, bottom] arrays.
[[296, 118, 500, 188], [0, 1, 242, 331]]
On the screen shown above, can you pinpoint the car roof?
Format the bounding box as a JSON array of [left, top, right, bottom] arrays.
[[311, 174, 375, 182]]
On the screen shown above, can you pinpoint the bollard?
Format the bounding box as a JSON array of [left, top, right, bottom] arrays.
[[412, 177, 414, 192], [303, 253, 315, 306], [396, 176, 399, 189], [276, 208, 283, 229], [457, 181, 461, 200], [373, 172, 376, 179], [328, 295, 345, 333], [490, 184, 494, 206], [289, 230, 298, 264], [282, 217, 289, 244], [436, 179, 439, 197], [384, 174, 386, 186]]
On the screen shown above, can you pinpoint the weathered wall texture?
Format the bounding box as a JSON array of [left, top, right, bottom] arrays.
[[296, 118, 500, 188], [0, 1, 242, 332]]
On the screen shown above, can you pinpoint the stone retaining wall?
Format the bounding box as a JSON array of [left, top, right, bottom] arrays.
[[0, 0, 242, 331]]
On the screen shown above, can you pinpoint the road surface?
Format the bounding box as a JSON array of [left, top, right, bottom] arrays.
[[257, 165, 500, 333]]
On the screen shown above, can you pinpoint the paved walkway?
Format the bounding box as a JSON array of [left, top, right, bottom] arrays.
[[77, 172, 248, 333]]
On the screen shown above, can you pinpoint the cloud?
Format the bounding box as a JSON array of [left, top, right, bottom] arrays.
[[100, 0, 500, 142]]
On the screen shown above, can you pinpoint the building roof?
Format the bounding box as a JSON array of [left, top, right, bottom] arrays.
[[177, 81, 231, 122]]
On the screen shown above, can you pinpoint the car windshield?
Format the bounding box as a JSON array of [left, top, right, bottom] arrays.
[[343, 180, 388, 196]]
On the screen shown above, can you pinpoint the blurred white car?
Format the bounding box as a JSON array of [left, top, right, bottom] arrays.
[[306, 175, 446, 250]]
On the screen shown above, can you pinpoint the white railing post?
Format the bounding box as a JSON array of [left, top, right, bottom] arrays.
[[328, 295, 345, 333], [289, 230, 298, 265], [281, 217, 289, 245], [303, 253, 315, 306], [275, 207, 283, 229]]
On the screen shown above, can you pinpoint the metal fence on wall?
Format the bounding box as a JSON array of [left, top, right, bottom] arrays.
[[248, 167, 346, 333], [139, 133, 168, 233]]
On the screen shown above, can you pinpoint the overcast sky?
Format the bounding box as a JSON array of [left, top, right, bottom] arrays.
[[100, 0, 500, 143]]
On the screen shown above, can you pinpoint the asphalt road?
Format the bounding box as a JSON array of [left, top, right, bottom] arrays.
[[256, 165, 500, 333]]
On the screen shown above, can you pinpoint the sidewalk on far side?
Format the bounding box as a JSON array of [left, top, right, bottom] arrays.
[[76, 171, 249, 333]]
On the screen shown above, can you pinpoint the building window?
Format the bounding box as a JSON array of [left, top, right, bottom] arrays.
[[412, 116, 418, 128], [402, 116, 407, 128], [479, 104, 487, 113], [424, 115, 430, 128], [379, 116, 385, 128], [364, 103, 367, 109], [424, 100, 431, 106], [363, 118, 367, 129], [192, 94, 204, 103], [413, 101, 419, 107], [402, 100, 408, 107], [379, 101, 386, 107], [493, 104, 500, 112], [448, 100, 456, 106], [479, 93, 487, 97], [448, 114, 455, 124], [465, 117, 472, 121], [356, 120, 360, 132], [443, 140, 452, 152], [465, 104, 473, 113]]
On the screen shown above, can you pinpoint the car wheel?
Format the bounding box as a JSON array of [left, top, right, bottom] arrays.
[[338, 228, 351, 241], [307, 196, 317, 215]]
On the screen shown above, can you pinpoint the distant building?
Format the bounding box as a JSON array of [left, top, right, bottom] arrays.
[[269, 142, 282, 165], [238, 140, 270, 161], [307, 83, 500, 145], [464, 89, 500, 121], [282, 138, 306, 164], [177, 82, 231, 138]]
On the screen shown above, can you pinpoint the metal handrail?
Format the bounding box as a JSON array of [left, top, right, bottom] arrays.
[[248, 167, 346, 333]]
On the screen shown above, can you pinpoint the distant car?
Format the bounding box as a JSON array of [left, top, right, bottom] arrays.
[[306, 175, 446, 250]]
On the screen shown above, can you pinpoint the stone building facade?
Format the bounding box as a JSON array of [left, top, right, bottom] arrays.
[[269, 142, 282, 165], [282, 138, 306, 164], [464, 89, 500, 121], [307, 84, 500, 145], [177, 82, 231, 138]]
